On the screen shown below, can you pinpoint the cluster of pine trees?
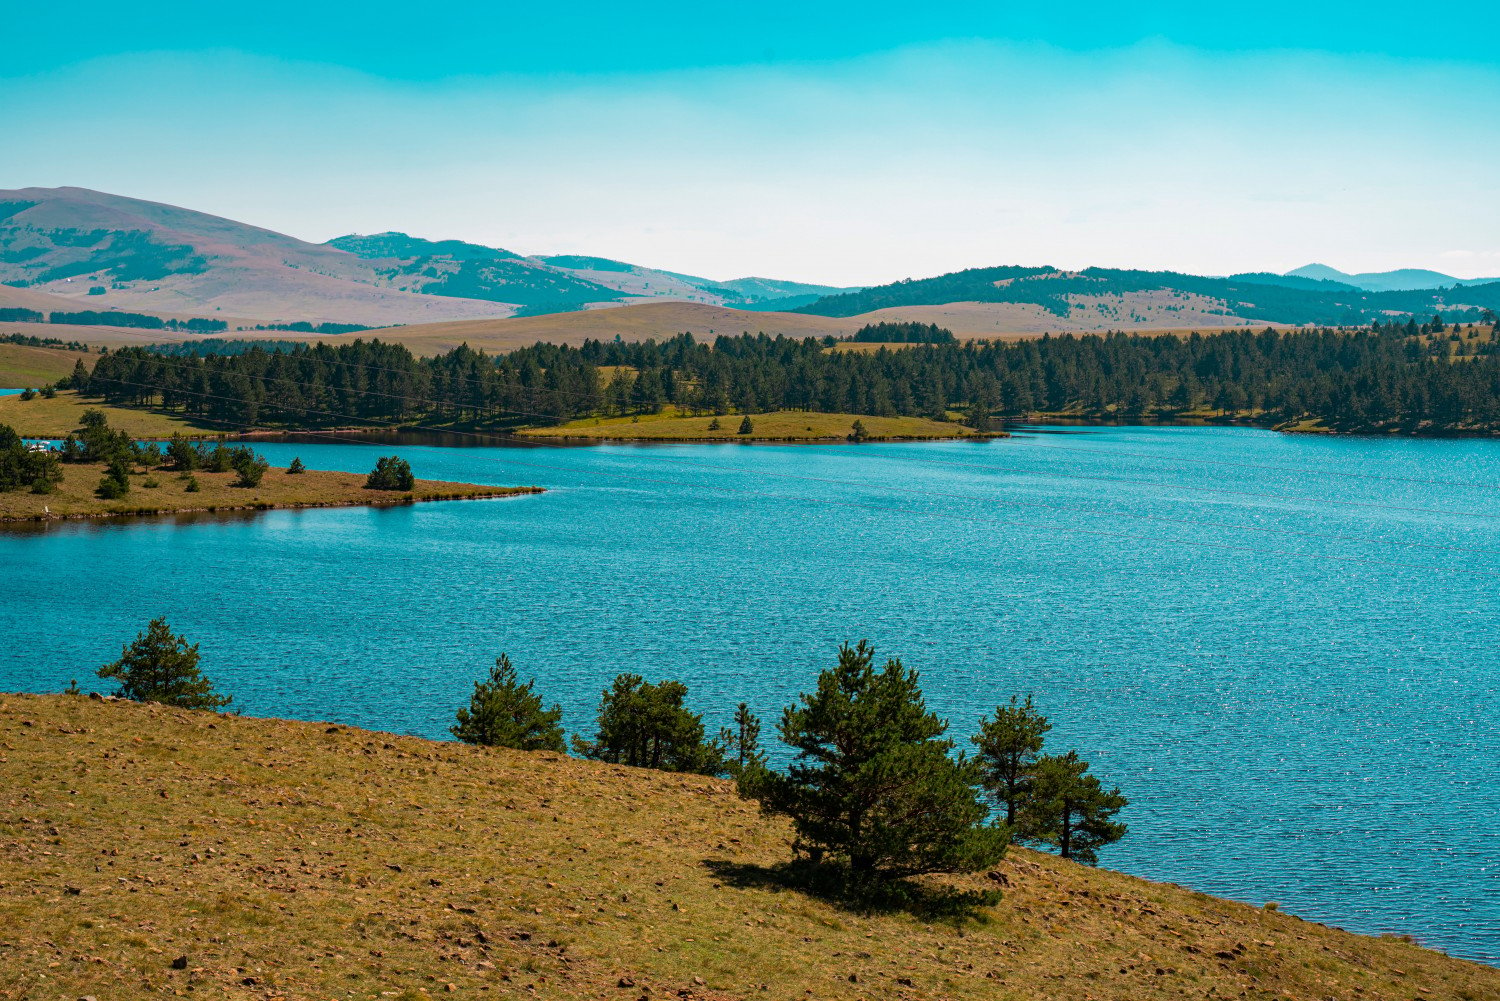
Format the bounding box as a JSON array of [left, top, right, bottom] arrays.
[[76, 316, 1500, 432], [90, 622, 1129, 883]]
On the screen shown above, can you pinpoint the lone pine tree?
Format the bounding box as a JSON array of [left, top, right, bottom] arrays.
[[744, 641, 1006, 879], [97, 617, 232, 710], [451, 654, 566, 751]]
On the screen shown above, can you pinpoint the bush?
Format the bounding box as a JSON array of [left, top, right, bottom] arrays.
[[97, 617, 231, 710], [365, 455, 414, 491], [451, 654, 566, 751], [184, 474, 200, 493], [18, 388, 36, 401]]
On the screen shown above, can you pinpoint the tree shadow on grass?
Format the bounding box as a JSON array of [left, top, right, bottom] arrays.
[[702, 857, 1000, 924]]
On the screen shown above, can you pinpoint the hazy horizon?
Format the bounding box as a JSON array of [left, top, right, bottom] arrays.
[[4, 2, 1498, 286]]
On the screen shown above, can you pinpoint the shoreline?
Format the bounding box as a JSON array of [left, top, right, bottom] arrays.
[[0, 486, 543, 524]]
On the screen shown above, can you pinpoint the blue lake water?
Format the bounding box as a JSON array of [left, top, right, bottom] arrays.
[[3, 425, 1498, 963]]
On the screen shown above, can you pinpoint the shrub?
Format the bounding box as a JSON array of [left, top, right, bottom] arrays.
[[184, 474, 200, 493], [365, 455, 414, 491], [230, 446, 268, 488], [18, 388, 36, 401]]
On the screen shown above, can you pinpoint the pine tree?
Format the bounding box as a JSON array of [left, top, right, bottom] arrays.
[[97, 617, 232, 710], [450, 654, 565, 751], [972, 695, 1051, 829], [365, 456, 415, 490], [718, 702, 766, 777], [738, 415, 754, 435], [743, 642, 1006, 879], [707, 417, 721, 431], [573, 674, 725, 775], [848, 419, 869, 442], [1018, 751, 1127, 865], [286, 456, 306, 475]]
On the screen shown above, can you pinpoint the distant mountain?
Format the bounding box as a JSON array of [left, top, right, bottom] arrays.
[[1286, 263, 1500, 292], [0, 187, 511, 325], [0, 187, 857, 327], [794, 265, 1500, 328], [1228, 271, 1359, 292]]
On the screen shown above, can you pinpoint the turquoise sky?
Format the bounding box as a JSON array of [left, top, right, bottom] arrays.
[[4, 2, 1498, 284]]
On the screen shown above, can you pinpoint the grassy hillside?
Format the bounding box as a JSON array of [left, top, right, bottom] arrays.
[[366, 302, 863, 354], [522, 410, 978, 441], [1, 694, 1493, 1000], [0, 461, 539, 522], [0, 390, 233, 438], [0, 343, 90, 388]]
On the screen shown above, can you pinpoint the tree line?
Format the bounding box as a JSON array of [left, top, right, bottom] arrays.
[[67, 317, 1500, 433], [86, 623, 1128, 885]]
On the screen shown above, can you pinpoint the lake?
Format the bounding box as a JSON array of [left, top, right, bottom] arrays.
[[3, 425, 1498, 963]]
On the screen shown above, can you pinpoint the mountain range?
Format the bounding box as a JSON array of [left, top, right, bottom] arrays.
[[2, 186, 1496, 338], [0, 187, 855, 326], [1284, 263, 1500, 292]]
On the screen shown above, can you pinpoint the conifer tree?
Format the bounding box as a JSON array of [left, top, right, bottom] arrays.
[[573, 674, 725, 775], [286, 456, 306, 474], [365, 455, 415, 490], [718, 702, 766, 777], [972, 695, 1051, 829], [738, 415, 754, 434], [1018, 751, 1127, 865], [743, 642, 1006, 878], [450, 654, 565, 751], [97, 617, 232, 710]]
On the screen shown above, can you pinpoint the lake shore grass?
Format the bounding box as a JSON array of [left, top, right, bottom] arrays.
[[521, 409, 997, 442], [1, 692, 1494, 1000], [0, 461, 541, 522]]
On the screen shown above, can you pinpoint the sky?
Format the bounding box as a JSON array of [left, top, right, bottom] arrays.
[[3, 1, 1499, 287]]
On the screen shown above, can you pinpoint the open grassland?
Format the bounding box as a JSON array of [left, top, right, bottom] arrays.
[[521, 410, 982, 441], [1, 694, 1494, 1001], [0, 390, 235, 439], [366, 302, 864, 355], [0, 344, 91, 388], [0, 462, 540, 522]]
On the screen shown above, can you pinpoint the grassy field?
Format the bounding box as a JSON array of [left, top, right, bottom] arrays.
[[0, 344, 92, 388], [1, 693, 1494, 1001], [0, 390, 236, 439], [522, 410, 985, 441], [0, 461, 541, 522]]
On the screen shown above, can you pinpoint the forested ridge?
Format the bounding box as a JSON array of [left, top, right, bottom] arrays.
[[74, 318, 1500, 434]]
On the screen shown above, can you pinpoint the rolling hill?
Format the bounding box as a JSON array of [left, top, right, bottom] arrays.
[[3, 692, 1495, 1000], [793, 265, 1500, 327], [0, 188, 855, 328]]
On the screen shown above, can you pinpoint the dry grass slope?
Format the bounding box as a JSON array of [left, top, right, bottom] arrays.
[[0, 390, 241, 438], [0, 345, 91, 389], [1, 694, 1493, 1001], [0, 462, 541, 522]]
